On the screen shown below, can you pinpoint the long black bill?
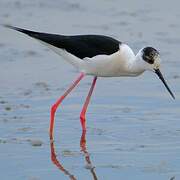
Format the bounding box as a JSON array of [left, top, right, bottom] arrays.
[[155, 69, 175, 99]]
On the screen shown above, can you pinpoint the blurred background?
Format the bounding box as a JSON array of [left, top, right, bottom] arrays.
[[0, 0, 180, 180]]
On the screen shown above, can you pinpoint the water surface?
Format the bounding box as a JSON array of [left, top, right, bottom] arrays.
[[0, 0, 180, 179]]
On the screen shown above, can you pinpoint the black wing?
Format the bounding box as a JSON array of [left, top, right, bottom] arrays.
[[5, 25, 121, 59]]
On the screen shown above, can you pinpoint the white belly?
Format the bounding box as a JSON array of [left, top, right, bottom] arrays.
[[81, 50, 137, 77]]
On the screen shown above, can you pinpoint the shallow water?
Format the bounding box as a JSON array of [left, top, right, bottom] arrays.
[[0, 0, 180, 179]]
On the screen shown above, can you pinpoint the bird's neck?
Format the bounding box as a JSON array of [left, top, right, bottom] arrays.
[[119, 44, 145, 76], [128, 54, 145, 76]]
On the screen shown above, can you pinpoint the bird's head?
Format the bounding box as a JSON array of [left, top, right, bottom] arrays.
[[141, 46, 161, 71], [136, 46, 175, 99]]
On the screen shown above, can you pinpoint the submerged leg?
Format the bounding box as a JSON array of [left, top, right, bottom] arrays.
[[50, 72, 85, 139], [80, 76, 97, 131]]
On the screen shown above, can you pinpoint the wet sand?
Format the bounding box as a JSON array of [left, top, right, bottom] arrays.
[[0, 0, 180, 179]]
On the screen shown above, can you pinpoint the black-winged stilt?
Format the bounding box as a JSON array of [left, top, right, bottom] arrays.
[[4, 25, 175, 138]]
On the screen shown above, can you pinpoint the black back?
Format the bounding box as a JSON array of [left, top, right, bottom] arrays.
[[7, 26, 121, 59]]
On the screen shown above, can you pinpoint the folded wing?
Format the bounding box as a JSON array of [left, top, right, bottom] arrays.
[[5, 25, 121, 59]]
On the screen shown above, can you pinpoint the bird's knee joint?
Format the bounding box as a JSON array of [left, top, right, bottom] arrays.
[[51, 104, 57, 113], [80, 114, 85, 121]]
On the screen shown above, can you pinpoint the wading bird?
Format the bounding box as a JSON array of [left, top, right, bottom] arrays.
[[4, 25, 175, 139]]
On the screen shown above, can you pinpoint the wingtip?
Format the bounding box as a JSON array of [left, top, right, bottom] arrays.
[[1, 24, 13, 29], [1, 24, 23, 32], [1, 24, 37, 39]]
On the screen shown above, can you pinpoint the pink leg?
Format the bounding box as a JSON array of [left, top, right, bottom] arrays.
[[80, 76, 97, 131], [50, 72, 85, 139]]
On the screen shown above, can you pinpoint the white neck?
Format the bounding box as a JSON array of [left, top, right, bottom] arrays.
[[128, 50, 146, 76]]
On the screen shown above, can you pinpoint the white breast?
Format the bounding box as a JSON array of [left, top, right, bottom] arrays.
[[81, 44, 136, 77]]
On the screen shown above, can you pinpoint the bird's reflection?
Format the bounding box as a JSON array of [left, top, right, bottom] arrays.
[[50, 130, 98, 180], [80, 130, 98, 180], [50, 138, 77, 180]]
